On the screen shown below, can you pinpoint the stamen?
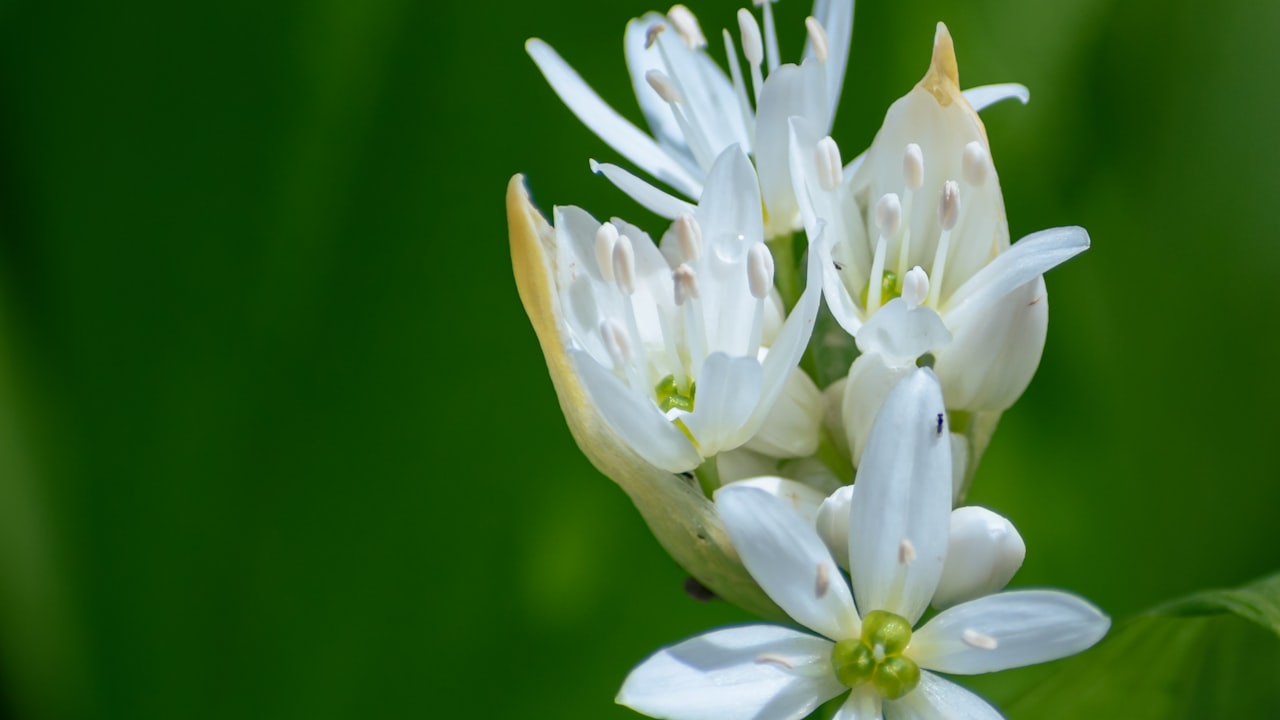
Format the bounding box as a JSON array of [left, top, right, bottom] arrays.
[[962, 141, 989, 186], [962, 629, 999, 650], [866, 194, 899, 312], [903, 143, 925, 191], [737, 9, 765, 102], [815, 563, 830, 598], [897, 144, 924, 278], [901, 266, 929, 309], [675, 213, 703, 262], [805, 16, 829, 63], [645, 22, 666, 49], [757, 0, 780, 73], [927, 180, 960, 307], [816, 136, 843, 192], [722, 29, 757, 147], [645, 69, 683, 104], [601, 319, 632, 370], [667, 5, 707, 49], [673, 263, 700, 305], [612, 233, 637, 296], [595, 222, 618, 282], [898, 538, 917, 565], [747, 243, 774, 299], [677, 264, 707, 379]]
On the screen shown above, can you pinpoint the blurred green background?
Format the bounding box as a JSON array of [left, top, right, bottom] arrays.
[[0, 0, 1276, 717]]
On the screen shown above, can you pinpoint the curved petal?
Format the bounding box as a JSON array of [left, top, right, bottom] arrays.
[[652, 17, 751, 160], [681, 353, 763, 457], [883, 672, 1002, 720], [855, 299, 951, 365], [591, 159, 697, 220], [962, 83, 1031, 112], [570, 349, 703, 472], [716, 485, 859, 640], [731, 476, 829, 527], [617, 624, 844, 720], [695, 145, 763, 250], [526, 38, 703, 197], [743, 365, 823, 458], [911, 590, 1110, 674], [931, 506, 1026, 611], [847, 369, 951, 624], [842, 351, 913, 467], [808, 0, 855, 121], [941, 226, 1087, 318], [834, 686, 884, 720]]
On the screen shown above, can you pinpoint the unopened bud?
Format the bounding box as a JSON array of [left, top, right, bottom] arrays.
[[931, 506, 1026, 610]]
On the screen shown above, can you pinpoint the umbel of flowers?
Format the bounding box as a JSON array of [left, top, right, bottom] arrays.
[[509, 1, 1105, 717]]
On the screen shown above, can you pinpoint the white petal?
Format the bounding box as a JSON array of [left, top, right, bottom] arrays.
[[591, 159, 698, 220], [834, 686, 884, 720], [841, 352, 913, 467], [947, 432, 967, 504], [883, 672, 1003, 720], [931, 506, 1026, 611], [569, 349, 703, 472], [526, 38, 703, 198], [935, 275, 1048, 412], [617, 624, 844, 720], [716, 447, 779, 485], [855, 298, 952, 364], [941, 226, 1088, 317], [807, 0, 854, 121], [911, 590, 1110, 674], [695, 145, 762, 251], [652, 20, 752, 160], [715, 485, 859, 640], [963, 83, 1031, 112], [816, 485, 854, 570], [681, 353, 763, 457], [847, 369, 951, 624], [731, 476, 829, 527], [744, 366, 824, 458], [756, 61, 828, 237]]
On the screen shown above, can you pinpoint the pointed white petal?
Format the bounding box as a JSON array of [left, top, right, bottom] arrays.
[[841, 352, 913, 467], [695, 145, 763, 250], [847, 369, 951, 624], [617, 624, 844, 720], [911, 590, 1110, 674], [931, 506, 1026, 610], [935, 275, 1047, 412], [963, 83, 1031, 112], [947, 432, 967, 504], [834, 686, 884, 720], [681, 353, 763, 457], [855, 299, 951, 365], [808, 0, 854, 121], [526, 38, 703, 198], [743, 366, 824, 458], [941, 226, 1087, 316], [731, 476, 829, 527], [591, 159, 698, 220], [553, 205, 608, 283], [883, 672, 1003, 720], [716, 485, 859, 640], [569, 349, 703, 472]]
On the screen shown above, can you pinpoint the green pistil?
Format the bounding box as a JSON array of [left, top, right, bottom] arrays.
[[830, 610, 921, 700], [655, 375, 696, 413], [859, 271, 903, 308]]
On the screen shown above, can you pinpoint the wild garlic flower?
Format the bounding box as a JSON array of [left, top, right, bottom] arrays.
[[790, 23, 1089, 475], [618, 369, 1109, 720], [527, 0, 852, 238]]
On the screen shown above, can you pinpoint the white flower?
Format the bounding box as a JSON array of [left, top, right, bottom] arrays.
[[557, 145, 824, 473], [618, 369, 1108, 720], [527, 1, 853, 238], [790, 23, 1089, 431]]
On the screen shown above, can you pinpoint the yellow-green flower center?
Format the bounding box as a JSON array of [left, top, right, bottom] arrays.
[[831, 610, 921, 700], [655, 375, 696, 413]]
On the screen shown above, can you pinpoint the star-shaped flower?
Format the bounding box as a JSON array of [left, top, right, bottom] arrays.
[[618, 368, 1108, 719]]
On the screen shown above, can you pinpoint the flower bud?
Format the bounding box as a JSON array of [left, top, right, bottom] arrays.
[[931, 506, 1026, 610], [816, 485, 854, 569]]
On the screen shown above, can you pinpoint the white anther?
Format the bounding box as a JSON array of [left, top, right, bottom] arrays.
[[747, 243, 774, 299], [904, 143, 925, 190], [673, 263, 700, 305], [737, 9, 764, 66], [668, 5, 707, 49], [815, 136, 843, 192], [901, 266, 929, 308], [875, 193, 902, 237], [899, 538, 917, 565], [815, 563, 830, 599], [645, 22, 666, 49], [595, 223, 618, 282], [646, 69, 683, 104], [939, 180, 960, 231], [674, 213, 702, 262], [962, 141, 989, 186], [805, 16, 829, 63], [962, 629, 999, 650], [601, 320, 632, 369], [612, 234, 637, 295]]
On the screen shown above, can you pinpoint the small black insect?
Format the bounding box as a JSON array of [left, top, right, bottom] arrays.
[[936, 413, 944, 436], [679, 470, 696, 483], [833, 260, 845, 271]]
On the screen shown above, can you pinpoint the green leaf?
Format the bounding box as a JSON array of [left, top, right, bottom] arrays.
[[964, 572, 1280, 719]]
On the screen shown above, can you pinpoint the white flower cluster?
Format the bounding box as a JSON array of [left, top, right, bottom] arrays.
[[510, 2, 1107, 718]]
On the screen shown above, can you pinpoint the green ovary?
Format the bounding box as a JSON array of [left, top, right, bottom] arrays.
[[655, 375, 696, 413], [859, 270, 902, 308], [830, 610, 921, 700]]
